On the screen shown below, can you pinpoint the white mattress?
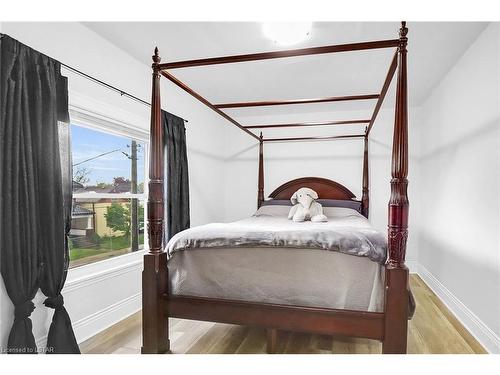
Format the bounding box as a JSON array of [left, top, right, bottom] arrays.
[[168, 246, 385, 312]]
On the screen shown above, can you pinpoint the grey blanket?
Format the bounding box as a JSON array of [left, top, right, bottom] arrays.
[[167, 206, 387, 264]]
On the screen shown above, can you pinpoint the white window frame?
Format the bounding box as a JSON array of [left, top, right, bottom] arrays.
[[68, 105, 150, 272]]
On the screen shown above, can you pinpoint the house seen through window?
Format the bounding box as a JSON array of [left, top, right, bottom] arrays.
[[70, 124, 146, 268]]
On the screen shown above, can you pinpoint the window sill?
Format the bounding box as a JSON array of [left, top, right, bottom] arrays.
[[64, 249, 146, 293]]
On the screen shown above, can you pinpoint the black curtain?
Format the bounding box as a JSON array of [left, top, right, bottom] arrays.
[[162, 110, 190, 242], [39, 104, 80, 354], [0, 35, 79, 354]]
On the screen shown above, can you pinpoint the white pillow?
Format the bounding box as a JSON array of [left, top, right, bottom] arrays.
[[255, 204, 361, 219], [254, 205, 290, 217], [322, 206, 363, 218]]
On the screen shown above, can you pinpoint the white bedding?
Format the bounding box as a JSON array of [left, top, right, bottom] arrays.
[[167, 206, 387, 264], [168, 247, 385, 311], [167, 205, 387, 312]]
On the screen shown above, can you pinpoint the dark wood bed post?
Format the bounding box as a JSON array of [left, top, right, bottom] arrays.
[[257, 132, 264, 208], [361, 131, 369, 218], [383, 22, 410, 354], [142, 47, 170, 354]]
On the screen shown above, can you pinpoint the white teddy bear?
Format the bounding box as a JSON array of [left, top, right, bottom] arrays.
[[287, 187, 328, 222]]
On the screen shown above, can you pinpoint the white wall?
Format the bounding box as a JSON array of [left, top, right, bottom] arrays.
[[417, 23, 500, 353], [0, 22, 229, 350]]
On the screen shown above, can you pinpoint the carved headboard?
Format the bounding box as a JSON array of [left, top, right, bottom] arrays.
[[269, 177, 356, 201], [265, 177, 364, 215]]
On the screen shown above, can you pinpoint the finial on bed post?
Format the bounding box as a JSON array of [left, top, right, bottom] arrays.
[[383, 21, 409, 355], [142, 46, 170, 354], [258, 132, 265, 208], [361, 131, 369, 218], [399, 21, 408, 41], [152, 47, 161, 65]]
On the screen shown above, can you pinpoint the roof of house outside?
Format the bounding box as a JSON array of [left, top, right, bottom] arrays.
[[72, 178, 141, 195], [72, 205, 95, 217]]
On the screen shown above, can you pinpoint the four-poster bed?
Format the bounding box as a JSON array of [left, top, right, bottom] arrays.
[[142, 22, 410, 354]]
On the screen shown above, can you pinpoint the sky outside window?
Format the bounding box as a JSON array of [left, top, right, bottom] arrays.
[[71, 125, 145, 188]]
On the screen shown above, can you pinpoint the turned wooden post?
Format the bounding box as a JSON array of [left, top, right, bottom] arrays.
[[361, 132, 369, 218], [383, 22, 410, 354], [257, 132, 264, 208], [142, 47, 170, 354]]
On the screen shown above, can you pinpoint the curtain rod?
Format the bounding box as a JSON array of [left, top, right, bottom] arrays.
[[61, 63, 188, 123], [0, 32, 188, 123]]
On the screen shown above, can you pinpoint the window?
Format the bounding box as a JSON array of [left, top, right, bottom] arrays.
[[70, 123, 147, 268]]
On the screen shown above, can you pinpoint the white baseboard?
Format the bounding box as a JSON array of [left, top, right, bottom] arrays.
[[34, 292, 141, 349], [416, 263, 500, 354], [62, 251, 144, 345], [72, 292, 141, 344]]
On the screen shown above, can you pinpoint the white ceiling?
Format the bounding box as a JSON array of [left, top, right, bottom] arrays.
[[83, 22, 487, 119]]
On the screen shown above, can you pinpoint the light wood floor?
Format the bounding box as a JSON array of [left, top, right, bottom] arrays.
[[80, 275, 487, 354]]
